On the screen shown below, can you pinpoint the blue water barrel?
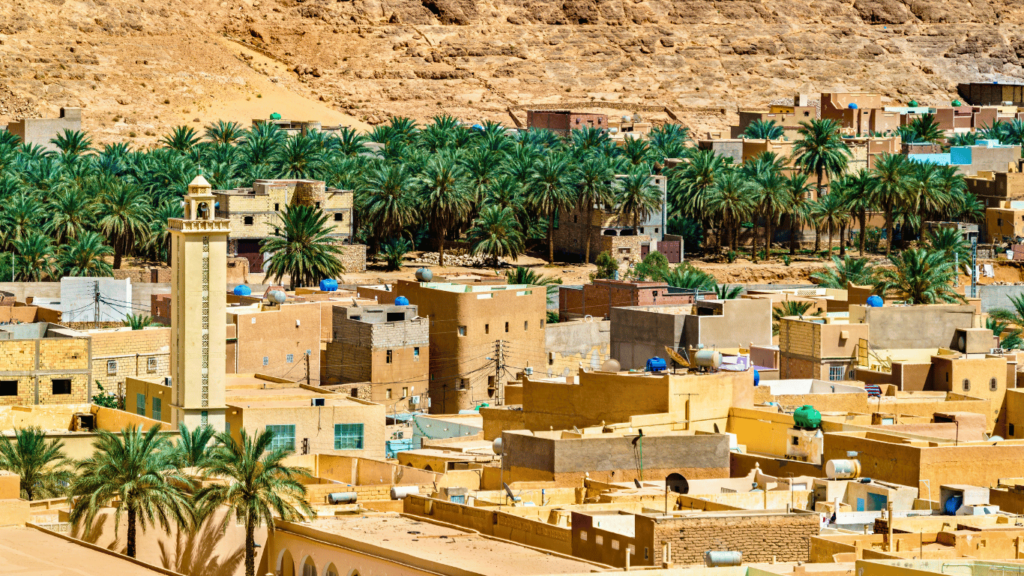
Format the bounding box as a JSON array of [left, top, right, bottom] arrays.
[[945, 494, 963, 515], [319, 279, 338, 292], [395, 296, 410, 306], [753, 369, 760, 387], [646, 357, 667, 372], [233, 285, 251, 296], [866, 295, 884, 307], [848, 103, 859, 109]]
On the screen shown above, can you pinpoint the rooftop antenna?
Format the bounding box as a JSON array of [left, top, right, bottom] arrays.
[[502, 482, 521, 506]]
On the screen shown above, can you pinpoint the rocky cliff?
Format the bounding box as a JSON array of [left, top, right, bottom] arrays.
[[1, 0, 1022, 143]]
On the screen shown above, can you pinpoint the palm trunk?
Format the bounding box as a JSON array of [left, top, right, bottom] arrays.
[[814, 168, 824, 256], [839, 221, 847, 257], [751, 222, 759, 262], [765, 209, 774, 261], [885, 203, 894, 256], [113, 237, 124, 270], [584, 203, 594, 264], [127, 507, 137, 558], [827, 223, 833, 258], [438, 235, 446, 268], [859, 209, 867, 256], [814, 226, 821, 255], [245, 517, 256, 576], [790, 214, 798, 255], [547, 214, 555, 263]]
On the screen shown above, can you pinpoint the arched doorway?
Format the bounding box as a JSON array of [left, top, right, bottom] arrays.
[[324, 563, 340, 576], [301, 556, 317, 576], [278, 549, 295, 576], [666, 473, 689, 494]]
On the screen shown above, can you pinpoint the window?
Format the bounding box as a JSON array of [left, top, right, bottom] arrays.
[[147, 357, 158, 372], [524, 321, 529, 331], [580, 531, 587, 541], [458, 326, 466, 336], [315, 202, 321, 208], [304, 564, 317, 576], [628, 544, 635, 556], [504, 322, 509, 333], [52, 379, 71, 395], [225, 421, 231, 437], [0, 381, 16, 396], [266, 425, 296, 451], [136, 393, 146, 416], [596, 535, 604, 545], [414, 347, 420, 361], [548, 352, 554, 366], [459, 379, 468, 390], [612, 540, 620, 550], [335, 423, 364, 450], [274, 203, 280, 211], [645, 548, 649, 560], [350, 388, 358, 398], [201, 411, 208, 425], [263, 356, 269, 366], [244, 216, 254, 226], [1011, 423, 1016, 437], [107, 360, 117, 375], [286, 354, 294, 363], [387, 350, 393, 364], [792, 436, 799, 446], [991, 378, 998, 391], [334, 213, 344, 222], [963, 379, 971, 392], [485, 324, 489, 334], [654, 228, 659, 234], [829, 365, 846, 381], [152, 397, 162, 421], [653, 291, 659, 297], [386, 389, 392, 400]]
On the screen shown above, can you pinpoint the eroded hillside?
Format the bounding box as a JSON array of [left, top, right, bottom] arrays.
[[1, 0, 1023, 143]]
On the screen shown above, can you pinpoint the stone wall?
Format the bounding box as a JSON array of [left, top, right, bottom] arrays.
[[340, 243, 367, 273], [649, 512, 819, 565], [0, 337, 91, 406], [89, 328, 171, 394]]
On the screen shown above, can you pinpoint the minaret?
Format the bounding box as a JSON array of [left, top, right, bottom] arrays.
[[169, 176, 230, 431]]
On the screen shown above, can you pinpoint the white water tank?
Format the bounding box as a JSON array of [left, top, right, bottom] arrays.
[[825, 459, 861, 479]]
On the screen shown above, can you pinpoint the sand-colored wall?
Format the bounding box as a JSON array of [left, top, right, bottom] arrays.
[[227, 399, 385, 459]]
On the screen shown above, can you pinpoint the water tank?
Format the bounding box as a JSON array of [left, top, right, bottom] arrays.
[[646, 357, 667, 372], [753, 369, 760, 387], [909, 100, 919, 107], [600, 359, 621, 372], [415, 268, 433, 282], [391, 486, 420, 500], [944, 494, 963, 515], [268, 290, 287, 304], [866, 295, 884, 308], [327, 492, 357, 504], [952, 99, 963, 107], [395, 296, 410, 306], [793, 405, 822, 429], [694, 350, 722, 370], [319, 279, 338, 292], [270, 112, 282, 120], [233, 285, 252, 296], [825, 459, 862, 479], [705, 552, 742, 567], [848, 103, 858, 110]]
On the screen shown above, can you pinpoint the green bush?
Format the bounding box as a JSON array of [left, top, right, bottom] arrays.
[[783, 255, 791, 266], [594, 251, 619, 279], [727, 251, 737, 263]]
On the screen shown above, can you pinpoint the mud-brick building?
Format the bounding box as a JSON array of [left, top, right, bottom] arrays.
[[214, 179, 356, 273], [86, 327, 171, 395], [324, 303, 430, 413], [526, 110, 608, 134], [0, 323, 91, 406]]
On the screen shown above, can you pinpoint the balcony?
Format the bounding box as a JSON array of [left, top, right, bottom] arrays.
[[168, 218, 231, 233]]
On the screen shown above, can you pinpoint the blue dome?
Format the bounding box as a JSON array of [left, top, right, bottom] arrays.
[[753, 369, 760, 387], [233, 285, 251, 296], [848, 103, 858, 109], [866, 295, 884, 308], [319, 279, 338, 292], [395, 296, 410, 306]]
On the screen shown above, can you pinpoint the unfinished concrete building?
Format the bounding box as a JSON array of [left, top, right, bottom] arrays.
[[0, 323, 91, 406], [558, 280, 714, 320], [214, 179, 355, 273], [526, 110, 608, 133], [324, 302, 430, 413], [4, 108, 82, 152]]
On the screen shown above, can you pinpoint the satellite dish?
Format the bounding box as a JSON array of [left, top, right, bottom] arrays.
[[634, 479, 643, 489], [492, 437, 503, 455], [664, 346, 690, 368], [600, 359, 621, 372]]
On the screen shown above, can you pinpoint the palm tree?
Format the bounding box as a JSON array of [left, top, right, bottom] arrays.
[[60, 232, 114, 277], [204, 121, 246, 144], [68, 425, 194, 558], [125, 314, 154, 330], [648, 124, 690, 160], [986, 317, 1023, 350], [419, 152, 472, 266], [1002, 119, 1024, 154], [662, 266, 717, 290], [772, 301, 821, 335], [949, 132, 978, 147], [843, 170, 877, 256], [51, 129, 94, 158], [528, 153, 576, 263], [753, 170, 792, 260], [194, 429, 314, 576], [168, 423, 218, 471], [743, 120, 785, 140], [990, 294, 1024, 328], [98, 180, 153, 269], [0, 427, 73, 500], [906, 114, 944, 144], [13, 233, 59, 281], [715, 284, 743, 299], [260, 205, 345, 289], [504, 266, 562, 294], [870, 153, 914, 255], [874, 248, 963, 304], [811, 183, 852, 257], [380, 238, 412, 271], [784, 173, 814, 255], [616, 170, 662, 231], [275, 134, 324, 179], [810, 255, 876, 288], [161, 126, 201, 152], [791, 119, 851, 201], [467, 206, 524, 266], [926, 227, 971, 275], [48, 188, 96, 244], [575, 154, 616, 263], [360, 163, 420, 250], [670, 149, 726, 220], [707, 171, 756, 251]]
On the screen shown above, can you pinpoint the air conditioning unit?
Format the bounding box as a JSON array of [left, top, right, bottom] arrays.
[[409, 396, 420, 405], [311, 398, 325, 407], [164, 376, 172, 387]]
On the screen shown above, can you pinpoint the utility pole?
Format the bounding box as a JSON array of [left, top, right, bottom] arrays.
[[304, 352, 310, 386], [494, 339, 505, 405], [971, 235, 978, 299], [93, 280, 100, 329]]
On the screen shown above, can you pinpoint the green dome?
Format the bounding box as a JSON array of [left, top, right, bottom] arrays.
[[270, 112, 282, 120], [909, 100, 919, 107], [952, 100, 963, 107]]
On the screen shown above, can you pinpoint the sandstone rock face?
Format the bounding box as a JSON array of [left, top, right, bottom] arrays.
[[1, 0, 1023, 143]]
